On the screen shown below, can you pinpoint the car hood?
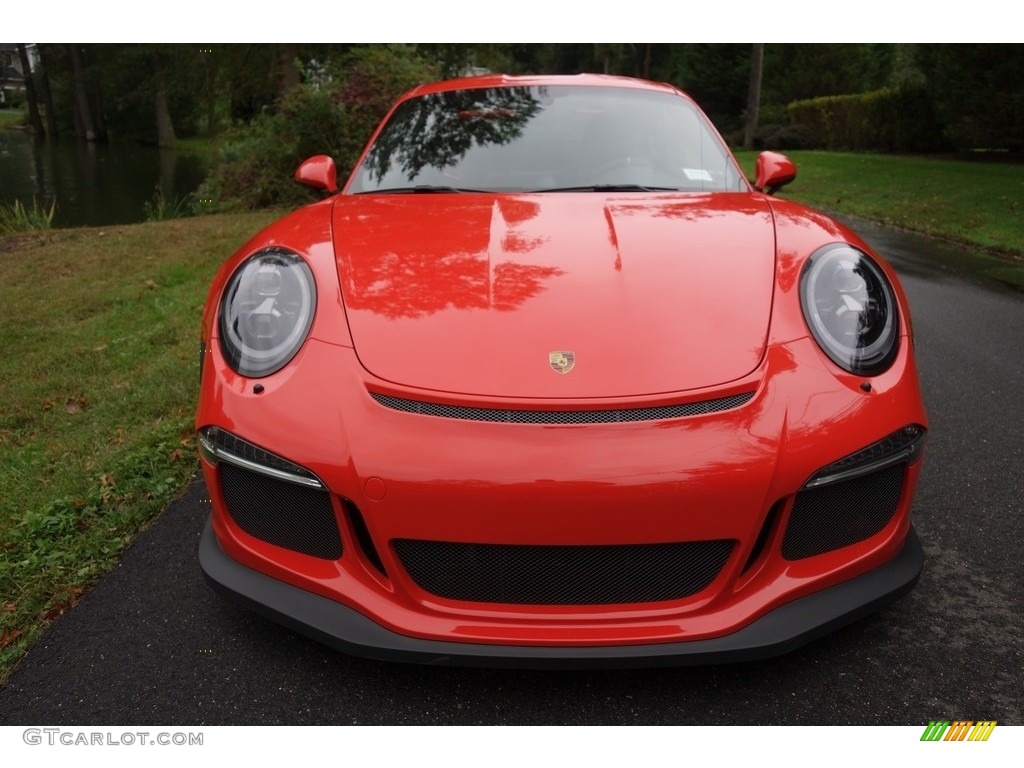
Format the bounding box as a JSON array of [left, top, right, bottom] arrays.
[[332, 193, 776, 399]]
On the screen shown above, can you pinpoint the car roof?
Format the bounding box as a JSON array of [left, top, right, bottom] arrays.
[[403, 73, 685, 99]]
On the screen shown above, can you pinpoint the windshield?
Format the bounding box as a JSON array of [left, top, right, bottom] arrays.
[[347, 85, 747, 194]]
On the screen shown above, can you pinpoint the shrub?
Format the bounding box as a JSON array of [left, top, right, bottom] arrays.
[[756, 123, 821, 151], [334, 45, 437, 174], [201, 45, 435, 211], [787, 86, 947, 153], [198, 85, 346, 211]]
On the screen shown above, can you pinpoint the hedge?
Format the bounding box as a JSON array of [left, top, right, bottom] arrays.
[[787, 86, 947, 153]]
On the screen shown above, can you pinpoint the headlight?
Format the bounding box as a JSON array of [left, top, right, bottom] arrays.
[[218, 247, 316, 377], [800, 244, 899, 376]]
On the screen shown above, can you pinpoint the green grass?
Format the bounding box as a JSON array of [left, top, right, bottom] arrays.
[[0, 211, 276, 682], [734, 150, 1024, 257], [143, 187, 193, 222], [172, 135, 222, 159], [0, 198, 57, 235], [0, 109, 25, 130]]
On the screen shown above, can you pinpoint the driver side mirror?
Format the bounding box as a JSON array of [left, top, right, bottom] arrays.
[[754, 151, 797, 195], [294, 155, 339, 194]]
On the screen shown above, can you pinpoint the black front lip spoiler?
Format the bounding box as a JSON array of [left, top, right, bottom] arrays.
[[200, 519, 923, 669]]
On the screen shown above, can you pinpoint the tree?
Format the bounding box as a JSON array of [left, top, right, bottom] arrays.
[[33, 45, 59, 137], [16, 45, 44, 136], [67, 44, 102, 141], [761, 44, 893, 107], [743, 44, 764, 150], [151, 51, 177, 148], [917, 44, 1024, 152]]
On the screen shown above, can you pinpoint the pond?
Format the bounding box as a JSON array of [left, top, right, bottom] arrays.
[[0, 130, 208, 228]]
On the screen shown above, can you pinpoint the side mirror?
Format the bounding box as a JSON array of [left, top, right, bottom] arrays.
[[294, 155, 339, 194], [754, 151, 797, 195]]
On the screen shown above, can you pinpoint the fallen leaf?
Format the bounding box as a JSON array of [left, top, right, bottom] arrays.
[[65, 395, 91, 414], [38, 606, 65, 622], [0, 628, 24, 650]]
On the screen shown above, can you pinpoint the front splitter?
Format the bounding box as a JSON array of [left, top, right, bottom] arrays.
[[199, 519, 923, 669]]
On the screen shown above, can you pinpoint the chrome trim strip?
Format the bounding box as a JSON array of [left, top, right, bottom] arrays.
[[198, 432, 324, 489], [803, 435, 925, 489]]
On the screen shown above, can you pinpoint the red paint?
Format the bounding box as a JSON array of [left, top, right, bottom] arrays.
[[197, 75, 927, 653], [755, 151, 797, 194], [294, 154, 338, 193]]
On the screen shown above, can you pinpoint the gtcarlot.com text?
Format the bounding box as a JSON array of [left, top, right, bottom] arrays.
[[23, 729, 203, 746]]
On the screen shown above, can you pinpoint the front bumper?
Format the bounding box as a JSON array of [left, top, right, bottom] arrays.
[[197, 332, 928, 650], [200, 518, 923, 668]]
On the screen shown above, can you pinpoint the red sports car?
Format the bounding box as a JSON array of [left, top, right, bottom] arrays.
[[197, 74, 927, 667]]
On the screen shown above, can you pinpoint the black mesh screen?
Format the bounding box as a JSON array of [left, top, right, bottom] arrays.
[[219, 463, 342, 560], [392, 539, 734, 605], [370, 391, 755, 424], [782, 464, 905, 560]]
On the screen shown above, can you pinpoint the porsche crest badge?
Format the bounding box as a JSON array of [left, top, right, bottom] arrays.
[[549, 351, 575, 374]]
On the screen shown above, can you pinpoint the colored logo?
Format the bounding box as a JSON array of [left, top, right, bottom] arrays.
[[549, 351, 575, 374], [920, 721, 997, 741]]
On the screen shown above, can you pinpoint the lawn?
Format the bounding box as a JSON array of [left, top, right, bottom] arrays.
[[0, 212, 275, 681], [0, 109, 25, 130], [734, 150, 1024, 257]]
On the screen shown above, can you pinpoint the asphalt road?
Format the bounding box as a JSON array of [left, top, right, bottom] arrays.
[[1, 218, 1021, 726]]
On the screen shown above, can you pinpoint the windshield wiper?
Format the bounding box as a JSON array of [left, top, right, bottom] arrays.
[[355, 185, 489, 194], [531, 184, 683, 193]]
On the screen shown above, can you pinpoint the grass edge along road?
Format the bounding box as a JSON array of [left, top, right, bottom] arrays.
[[1, 150, 1022, 685], [0, 212, 276, 683], [735, 149, 1024, 288]]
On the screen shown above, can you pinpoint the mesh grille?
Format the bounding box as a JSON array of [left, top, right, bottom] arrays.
[[370, 391, 755, 424], [219, 463, 342, 560], [782, 464, 905, 560], [392, 539, 734, 605]]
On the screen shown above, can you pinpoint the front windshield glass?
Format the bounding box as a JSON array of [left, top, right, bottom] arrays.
[[348, 85, 746, 194]]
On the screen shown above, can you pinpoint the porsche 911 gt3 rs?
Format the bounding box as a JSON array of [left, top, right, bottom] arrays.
[[197, 73, 926, 667]]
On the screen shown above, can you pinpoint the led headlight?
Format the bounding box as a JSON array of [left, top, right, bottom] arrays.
[[800, 244, 899, 376], [218, 247, 316, 377]]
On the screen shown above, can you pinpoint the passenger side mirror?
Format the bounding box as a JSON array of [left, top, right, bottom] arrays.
[[754, 151, 797, 195]]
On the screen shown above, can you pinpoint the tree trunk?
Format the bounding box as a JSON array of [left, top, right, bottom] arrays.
[[152, 57, 176, 148], [203, 49, 217, 135], [16, 44, 45, 136], [743, 43, 765, 151], [275, 43, 300, 100], [35, 46, 59, 137], [82, 46, 107, 141], [67, 44, 98, 141]]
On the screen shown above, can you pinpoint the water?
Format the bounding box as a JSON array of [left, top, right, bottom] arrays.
[[0, 130, 208, 228]]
